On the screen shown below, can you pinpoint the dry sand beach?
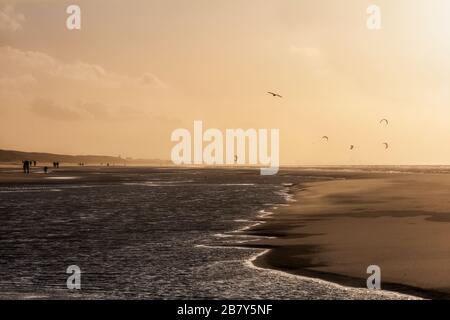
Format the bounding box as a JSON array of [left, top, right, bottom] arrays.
[[245, 171, 450, 299]]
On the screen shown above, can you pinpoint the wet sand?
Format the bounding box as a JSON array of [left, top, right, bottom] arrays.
[[245, 173, 450, 299], [2, 164, 450, 298]]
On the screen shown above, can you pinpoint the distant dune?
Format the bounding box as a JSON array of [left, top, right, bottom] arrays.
[[0, 149, 170, 165]]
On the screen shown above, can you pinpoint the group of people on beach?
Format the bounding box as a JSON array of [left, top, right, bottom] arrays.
[[22, 160, 61, 174], [22, 160, 36, 174]]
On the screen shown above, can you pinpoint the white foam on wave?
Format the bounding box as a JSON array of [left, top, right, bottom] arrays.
[[0, 188, 63, 193], [213, 233, 269, 240], [213, 233, 234, 238], [275, 188, 296, 203], [123, 181, 188, 187], [232, 220, 266, 232], [257, 209, 273, 218], [23, 294, 51, 299], [45, 176, 79, 180], [195, 244, 255, 250]]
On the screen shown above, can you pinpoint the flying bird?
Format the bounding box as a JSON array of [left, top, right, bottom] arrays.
[[267, 92, 282, 98], [350, 145, 354, 150], [321, 136, 329, 142], [383, 142, 389, 150], [380, 119, 389, 126]]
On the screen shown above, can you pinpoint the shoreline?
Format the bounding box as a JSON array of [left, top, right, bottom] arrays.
[[245, 249, 424, 300], [241, 175, 450, 300], [229, 184, 420, 299], [220, 179, 423, 299], [249, 246, 441, 300]]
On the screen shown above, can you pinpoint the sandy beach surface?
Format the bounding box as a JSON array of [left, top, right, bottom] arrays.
[[246, 172, 450, 299]]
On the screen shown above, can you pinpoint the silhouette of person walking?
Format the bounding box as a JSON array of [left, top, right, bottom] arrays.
[[22, 160, 30, 174]]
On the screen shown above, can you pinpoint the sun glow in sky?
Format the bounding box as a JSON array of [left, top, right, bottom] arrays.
[[1, 0, 450, 165]]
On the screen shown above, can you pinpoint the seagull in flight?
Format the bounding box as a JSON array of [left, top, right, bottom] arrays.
[[267, 92, 282, 98]]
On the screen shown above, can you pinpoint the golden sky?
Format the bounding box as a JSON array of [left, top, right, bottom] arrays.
[[1, 0, 450, 164]]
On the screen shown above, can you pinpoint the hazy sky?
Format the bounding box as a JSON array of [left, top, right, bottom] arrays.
[[1, 0, 450, 164]]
